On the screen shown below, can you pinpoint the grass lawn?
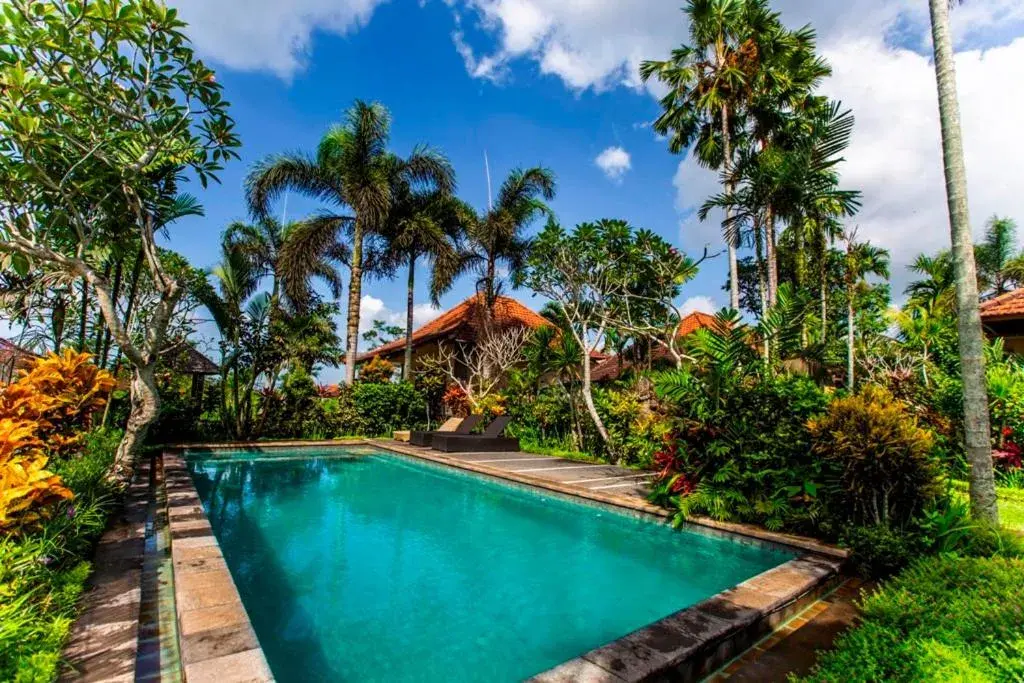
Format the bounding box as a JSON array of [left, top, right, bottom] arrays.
[[951, 480, 1024, 533], [997, 487, 1024, 532]]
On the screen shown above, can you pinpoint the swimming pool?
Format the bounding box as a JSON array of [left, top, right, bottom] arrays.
[[187, 447, 796, 682]]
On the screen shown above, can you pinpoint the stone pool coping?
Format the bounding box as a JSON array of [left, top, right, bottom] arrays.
[[165, 439, 848, 682], [163, 451, 274, 682]]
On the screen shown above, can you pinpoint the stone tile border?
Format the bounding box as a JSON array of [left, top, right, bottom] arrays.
[[174, 439, 848, 682], [162, 451, 274, 683]]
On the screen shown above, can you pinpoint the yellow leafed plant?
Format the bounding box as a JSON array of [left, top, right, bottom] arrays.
[[0, 349, 115, 457], [0, 418, 73, 533]]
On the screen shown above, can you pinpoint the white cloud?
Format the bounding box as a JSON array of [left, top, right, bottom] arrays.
[[171, 0, 387, 79], [358, 295, 442, 335], [594, 146, 631, 182], [446, 0, 1023, 92], [450, 0, 683, 92], [819, 36, 1024, 295], [680, 296, 717, 317]]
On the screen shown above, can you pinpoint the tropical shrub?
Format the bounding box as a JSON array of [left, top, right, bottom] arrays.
[[0, 428, 117, 681], [473, 392, 507, 419], [351, 382, 426, 436], [808, 384, 942, 528], [593, 384, 671, 468], [441, 385, 470, 417], [652, 370, 829, 530], [0, 351, 114, 458], [0, 419, 73, 534], [359, 356, 395, 384], [800, 555, 1024, 682]]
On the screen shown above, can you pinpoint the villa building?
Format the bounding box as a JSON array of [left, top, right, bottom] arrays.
[[980, 287, 1024, 354]]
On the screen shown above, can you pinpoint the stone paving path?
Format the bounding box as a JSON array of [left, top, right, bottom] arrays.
[[709, 579, 873, 682]]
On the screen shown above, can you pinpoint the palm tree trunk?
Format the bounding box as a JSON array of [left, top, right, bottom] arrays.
[[344, 220, 365, 385], [929, 0, 998, 523], [92, 260, 112, 357], [755, 218, 769, 358], [100, 257, 124, 368], [820, 235, 828, 342], [485, 254, 497, 311], [78, 277, 88, 350], [404, 254, 416, 381], [846, 281, 855, 391], [721, 103, 739, 311], [766, 205, 778, 306]]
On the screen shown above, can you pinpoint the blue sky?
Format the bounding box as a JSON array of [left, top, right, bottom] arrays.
[[160, 0, 1024, 381]]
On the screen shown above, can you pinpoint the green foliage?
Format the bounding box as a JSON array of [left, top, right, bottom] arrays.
[[800, 555, 1024, 682], [359, 357, 396, 384], [653, 370, 829, 530], [592, 385, 670, 469], [808, 384, 942, 528], [0, 428, 118, 682], [838, 524, 928, 578], [350, 382, 426, 436]]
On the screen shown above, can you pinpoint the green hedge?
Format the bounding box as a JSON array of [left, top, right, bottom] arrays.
[[801, 555, 1024, 682]]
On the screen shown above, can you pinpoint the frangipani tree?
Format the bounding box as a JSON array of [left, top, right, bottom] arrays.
[[519, 219, 701, 450], [0, 0, 239, 483]]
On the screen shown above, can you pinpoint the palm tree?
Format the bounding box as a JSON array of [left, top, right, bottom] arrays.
[[223, 218, 345, 313], [641, 0, 758, 310], [246, 100, 454, 384], [746, 22, 832, 304], [905, 250, 956, 310], [892, 302, 950, 387], [196, 244, 265, 439], [976, 215, 1019, 296], [380, 189, 469, 379], [842, 234, 889, 389], [444, 167, 555, 311], [701, 100, 860, 346], [928, 0, 997, 522]]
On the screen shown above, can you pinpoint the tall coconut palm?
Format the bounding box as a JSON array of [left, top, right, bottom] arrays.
[[380, 189, 469, 379], [842, 234, 889, 389], [246, 101, 455, 384], [640, 0, 758, 310], [928, 0, 997, 522], [443, 167, 555, 311]]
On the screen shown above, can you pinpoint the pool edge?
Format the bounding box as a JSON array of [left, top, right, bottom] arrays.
[[163, 450, 276, 683], [168, 439, 848, 683]]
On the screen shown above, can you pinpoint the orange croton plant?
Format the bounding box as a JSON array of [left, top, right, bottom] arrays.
[[0, 350, 115, 457], [0, 418, 73, 533], [0, 351, 113, 533]]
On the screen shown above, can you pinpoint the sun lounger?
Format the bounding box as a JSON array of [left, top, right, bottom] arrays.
[[409, 415, 482, 447], [430, 415, 519, 453]]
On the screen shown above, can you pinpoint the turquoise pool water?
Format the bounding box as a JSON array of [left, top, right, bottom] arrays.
[[188, 448, 794, 682]]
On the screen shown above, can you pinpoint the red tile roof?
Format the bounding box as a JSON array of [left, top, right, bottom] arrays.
[[980, 288, 1024, 321], [591, 311, 722, 382], [355, 294, 552, 363]]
